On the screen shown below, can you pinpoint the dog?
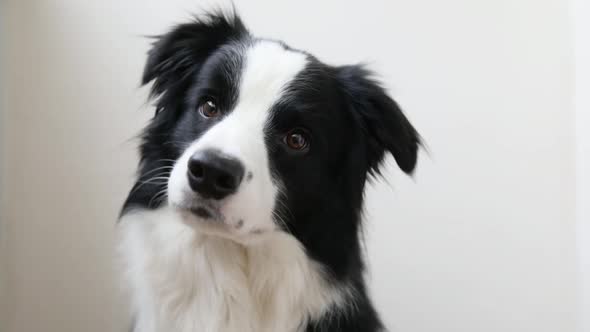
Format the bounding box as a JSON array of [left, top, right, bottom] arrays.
[[118, 10, 420, 332]]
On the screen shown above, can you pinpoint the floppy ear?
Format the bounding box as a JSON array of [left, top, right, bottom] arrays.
[[337, 65, 420, 175], [142, 11, 248, 112]]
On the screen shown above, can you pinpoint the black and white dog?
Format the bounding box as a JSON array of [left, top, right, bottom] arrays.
[[119, 10, 419, 332]]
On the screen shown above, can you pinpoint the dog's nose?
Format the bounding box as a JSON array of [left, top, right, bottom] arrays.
[[187, 150, 245, 200]]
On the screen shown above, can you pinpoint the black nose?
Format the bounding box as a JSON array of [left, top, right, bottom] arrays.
[[187, 150, 245, 200]]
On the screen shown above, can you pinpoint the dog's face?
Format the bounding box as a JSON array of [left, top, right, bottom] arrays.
[[126, 13, 419, 245]]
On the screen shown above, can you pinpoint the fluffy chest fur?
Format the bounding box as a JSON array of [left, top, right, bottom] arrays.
[[119, 207, 348, 332]]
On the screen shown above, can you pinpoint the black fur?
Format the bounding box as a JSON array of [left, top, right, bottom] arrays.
[[122, 10, 419, 332]]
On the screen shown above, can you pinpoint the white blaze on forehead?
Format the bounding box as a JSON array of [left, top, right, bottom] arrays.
[[238, 41, 308, 114]]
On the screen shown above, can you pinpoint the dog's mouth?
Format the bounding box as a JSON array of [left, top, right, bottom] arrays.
[[172, 200, 225, 222], [188, 204, 224, 221]]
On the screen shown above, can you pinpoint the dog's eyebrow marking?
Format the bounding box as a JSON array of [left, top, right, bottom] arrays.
[[250, 228, 264, 235], [246, 172, 253, 182]]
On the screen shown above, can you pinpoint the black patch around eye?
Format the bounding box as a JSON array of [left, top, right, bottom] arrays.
[[186, 43, 246, 113]]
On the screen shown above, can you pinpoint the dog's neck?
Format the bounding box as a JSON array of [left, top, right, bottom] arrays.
[[119, 206, 351, 332]]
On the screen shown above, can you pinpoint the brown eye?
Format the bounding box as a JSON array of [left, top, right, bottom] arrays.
[[199, 99, 219, 118], [284, 129, 310, 151]]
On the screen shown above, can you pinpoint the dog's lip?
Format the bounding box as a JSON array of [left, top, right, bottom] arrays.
[[189, 205, 216, 219], [173, 201, 224, 221]]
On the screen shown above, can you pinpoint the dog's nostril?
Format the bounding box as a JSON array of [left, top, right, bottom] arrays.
[[216, 174, 235, 190], [189, 163, 204, 179]]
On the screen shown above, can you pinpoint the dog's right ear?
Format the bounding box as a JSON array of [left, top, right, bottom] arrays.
[[142, 11, 248, 112], [337, 65, 420, 176]]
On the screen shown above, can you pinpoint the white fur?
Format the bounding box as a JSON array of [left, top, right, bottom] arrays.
[[119, 207, 350, 332], [167, 41, 308, 240]]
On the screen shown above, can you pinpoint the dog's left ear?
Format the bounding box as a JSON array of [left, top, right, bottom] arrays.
[[337, 65, 420, 175], [142, 11, 248, 112]]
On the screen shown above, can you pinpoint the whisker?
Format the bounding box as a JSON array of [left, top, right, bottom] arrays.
[[152, 159, 177, 162], [162, 141, 191, 148], [272, 210, 290, 233], [129, 172, 172, 196], [136, 176, 170, 184], [139, 165, 175, 178], [272, 200, 293, 234], [148, 188, 168, 208], [275, 194, 295, 221]]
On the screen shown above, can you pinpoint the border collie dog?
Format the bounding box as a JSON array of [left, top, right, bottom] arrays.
[[119, 10, 419, 332]]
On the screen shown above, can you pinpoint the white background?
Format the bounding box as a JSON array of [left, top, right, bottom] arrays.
[[0, 0, 586, 331], [575, 0, 590, 330]]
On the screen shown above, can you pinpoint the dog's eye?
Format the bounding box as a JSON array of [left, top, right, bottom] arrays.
[[198, 99, 219, 118], [284, 129, 310, 151]]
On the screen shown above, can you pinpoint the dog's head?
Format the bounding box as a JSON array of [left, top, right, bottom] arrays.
[[125, 11, 419, 244]]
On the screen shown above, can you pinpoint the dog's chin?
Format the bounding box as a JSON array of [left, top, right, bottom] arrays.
[[169, 199, 271, 245]]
